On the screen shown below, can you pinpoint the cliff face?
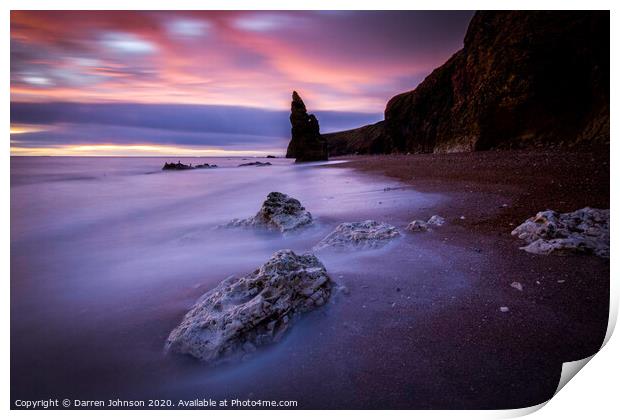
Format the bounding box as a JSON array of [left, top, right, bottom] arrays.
[[324, 121, 385, 155], [327, 11, 609, 155], [286, 91, 328, 162]]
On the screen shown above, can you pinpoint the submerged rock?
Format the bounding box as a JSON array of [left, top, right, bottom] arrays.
[[511, 207, 609, 258], [286, 91, 328, 162], [227, 192, 313, 233], [162, 161, 192, 170], [162, 161, 217, 170], [165, 250, 332, 364], [238, 161, 272, 167], [314, 220, 400, 251], [195, 163, 218, 169]]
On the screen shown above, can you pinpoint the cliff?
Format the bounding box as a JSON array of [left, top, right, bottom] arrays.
[[326, 11, 609, 155]]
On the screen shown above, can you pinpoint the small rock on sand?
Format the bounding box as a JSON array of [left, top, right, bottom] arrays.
[[406, 215, 446, 232], [427, 215, 446, 226], [406, 220, 428, 232], [511, 207, 609, 258], [499, 306, 510, 313], [510, 282, 524, 291]]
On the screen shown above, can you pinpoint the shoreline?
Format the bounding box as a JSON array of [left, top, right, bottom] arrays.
[[322, 150, 609, 407], [10, 153, 610, 409], [331, 150, 609, 235]]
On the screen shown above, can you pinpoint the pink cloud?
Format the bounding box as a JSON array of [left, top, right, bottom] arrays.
[[11, 11, 473, 112]]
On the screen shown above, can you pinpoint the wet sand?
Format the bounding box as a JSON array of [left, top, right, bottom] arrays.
[[326, 150, 609, 408]]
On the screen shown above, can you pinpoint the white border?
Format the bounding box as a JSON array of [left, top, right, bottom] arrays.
[[3, 1, 617, 419]]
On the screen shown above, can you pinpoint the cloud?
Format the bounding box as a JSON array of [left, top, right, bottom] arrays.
[[11, 11, 473, 111], [10, 102, 382, 153], [100, 32, 158, 54], [10, 11, 473, 154]]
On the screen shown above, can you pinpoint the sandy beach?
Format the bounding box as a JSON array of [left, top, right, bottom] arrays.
[[327, 150, 610, 407]]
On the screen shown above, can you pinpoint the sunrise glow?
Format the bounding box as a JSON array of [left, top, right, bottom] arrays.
[[11, 11, 473, 156]]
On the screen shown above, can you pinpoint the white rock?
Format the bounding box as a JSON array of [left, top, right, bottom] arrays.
[[313, 220, 400, 251], [510, 282, 524, 291], [165, 250, 332, 364], [227, 192, 313, 233], [427, 215, 446, 226], [499, 306, 510, 313], [511, 207, 609, 258]]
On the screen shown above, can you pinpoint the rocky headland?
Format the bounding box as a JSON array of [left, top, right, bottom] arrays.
[[325, 11, 609, 155]]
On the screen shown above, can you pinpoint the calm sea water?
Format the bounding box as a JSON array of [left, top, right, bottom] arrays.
[[11, 156, 473, 408]]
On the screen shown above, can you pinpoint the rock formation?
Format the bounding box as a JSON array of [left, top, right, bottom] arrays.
[[286, 91, 328, 162], [227, 192, 313, 233], [511, 207, 609, 258], [165, 250, 332, 364], [324, 121, 386, 155], [238, 161, 272, 167], [326, 11, 609, 155], [406, 215, 446, 232], [162, 161, 217, 170], [314, 220, 400, 251]]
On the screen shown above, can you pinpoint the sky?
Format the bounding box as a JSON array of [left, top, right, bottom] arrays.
[[10, 10, 474, 156]]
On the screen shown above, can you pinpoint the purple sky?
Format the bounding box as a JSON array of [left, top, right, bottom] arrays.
[[11, 10, 473, 156]]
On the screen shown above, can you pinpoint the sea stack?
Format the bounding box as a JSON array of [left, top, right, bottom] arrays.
[[286, 91, 328, 162]]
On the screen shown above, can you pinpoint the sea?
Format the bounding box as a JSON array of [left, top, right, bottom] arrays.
[[10, 156, 478, 409]]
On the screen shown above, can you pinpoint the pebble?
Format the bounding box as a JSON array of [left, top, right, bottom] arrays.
[[510, 282, 524, 291], [500, 306, 510, 313]]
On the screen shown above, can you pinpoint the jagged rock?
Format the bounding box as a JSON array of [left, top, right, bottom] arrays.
[[406, 215, 446, 232], [238, 161, 272, 167], [314, 220, 400, 251], [162, 161, 192, 170], [326, 11, 608, 155], [406, 220, 428, 232], [511, 207, 609, 258], [227, 192, 313, 233], [162, 161, 217, 170], [427, 215, 446, 226], [286, 91, 328, 162], [165, 250, 332, 364]]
